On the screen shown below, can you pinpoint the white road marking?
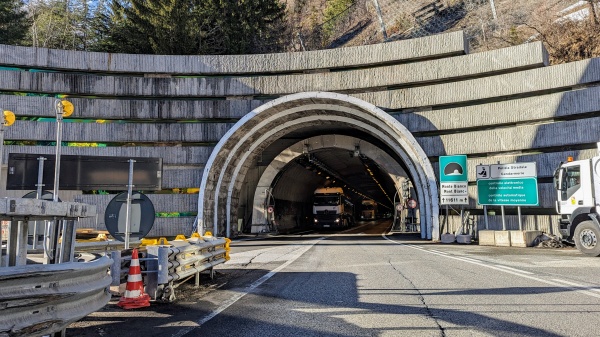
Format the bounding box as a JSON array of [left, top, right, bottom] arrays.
[[494, 264, 534, 275], [551, 279, 600, 293], [382, 234, 600, 300], [171, 238, 324, 337]]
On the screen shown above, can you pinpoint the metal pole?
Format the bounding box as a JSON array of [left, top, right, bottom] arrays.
[[0, 116, 3, 266], [297, 32, 307, 51], [518, 206, 522, 231], [445, 205, 449, 234], [489, 0, 497, 20], [372, 0, 388, 41], [53, 101, 63, 202], [459, 207, 464, 235], [0, 119, 4, 187], [501, 205, 506, 230], [483, 205, 489, 230], [33, 157, 46, 249], [48, 101, 64, 264], [124, 159, 135, 250]]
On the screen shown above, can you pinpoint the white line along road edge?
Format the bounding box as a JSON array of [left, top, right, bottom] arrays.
[[171, 237, 324, 337]]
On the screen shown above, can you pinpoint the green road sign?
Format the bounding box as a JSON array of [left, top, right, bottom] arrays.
[[439, 155, 468, 205], [439, 155, 467, 183], [477, 177, 539, 206]]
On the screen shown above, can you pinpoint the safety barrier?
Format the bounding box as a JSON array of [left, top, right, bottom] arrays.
[[0, 256, 112, 337], [109, 234, 230, 302]]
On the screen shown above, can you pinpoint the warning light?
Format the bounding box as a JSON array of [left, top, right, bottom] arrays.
[[567, 156, 573, 162]]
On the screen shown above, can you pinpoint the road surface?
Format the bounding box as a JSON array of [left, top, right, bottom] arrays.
[[69, 220, 600, 336]]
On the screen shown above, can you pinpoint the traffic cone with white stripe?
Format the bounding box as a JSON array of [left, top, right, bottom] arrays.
[[117, 248, 150, 309]]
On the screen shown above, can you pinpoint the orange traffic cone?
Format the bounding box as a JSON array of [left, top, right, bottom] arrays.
[[117, 248, 151, 309]]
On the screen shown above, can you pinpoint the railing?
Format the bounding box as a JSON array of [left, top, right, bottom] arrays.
[[0, 198, 108, 337], [109, 234, 230, 303], [0, 256, 112, 337]]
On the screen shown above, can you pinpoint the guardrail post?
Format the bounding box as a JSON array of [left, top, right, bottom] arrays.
[[146, 246, 159, 300], [110, 250, 121, 286], [17, 220, 28, 266], [7, 220, 18, 266], [157, 246, 169, 285]]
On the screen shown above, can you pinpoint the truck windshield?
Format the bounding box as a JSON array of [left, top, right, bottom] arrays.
[[314, 195, 340, 206]]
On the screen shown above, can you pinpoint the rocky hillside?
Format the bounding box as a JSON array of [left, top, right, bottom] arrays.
[[283, 0, 600, 64]]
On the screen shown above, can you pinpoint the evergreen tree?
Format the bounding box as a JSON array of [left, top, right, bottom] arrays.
[[0, 0, 29, 45], [88, 0, 153, 53], [95, 0, 287, 55], [204, 0, 287, 54]]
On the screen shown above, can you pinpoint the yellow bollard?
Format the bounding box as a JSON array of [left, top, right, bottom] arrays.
[[174, 234, 188, 241], [224, 238, 231, 261]]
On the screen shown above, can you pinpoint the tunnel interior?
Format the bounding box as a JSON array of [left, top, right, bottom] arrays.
[[241, 125, 418, 232]]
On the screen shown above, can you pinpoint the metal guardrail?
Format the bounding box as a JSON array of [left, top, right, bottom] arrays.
[[0, 256, 112, 337], [110, 235, 230, 303]]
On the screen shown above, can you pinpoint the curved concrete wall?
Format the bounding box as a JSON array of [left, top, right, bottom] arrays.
[[0, 31, 466, 74], [0, 30, 597, 237]]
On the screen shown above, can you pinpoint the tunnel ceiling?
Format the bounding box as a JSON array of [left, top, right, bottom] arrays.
[[257, 124, 407, 168], [254, 124, 407, 211]]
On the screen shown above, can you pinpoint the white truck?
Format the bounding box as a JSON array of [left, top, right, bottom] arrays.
[[313, 187, 354, 229], [360, 199, 377, 220], [553, 155, 600, 256]]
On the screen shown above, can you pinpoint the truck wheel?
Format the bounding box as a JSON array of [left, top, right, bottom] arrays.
[[574, 221, 600, 257]]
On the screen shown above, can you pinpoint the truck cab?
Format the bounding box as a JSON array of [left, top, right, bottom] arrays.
[[313, 187, 354, 229], [553, 155, 600, 256]]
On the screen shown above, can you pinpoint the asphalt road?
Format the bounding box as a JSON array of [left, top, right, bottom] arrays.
[[69, 220, 600, 337]]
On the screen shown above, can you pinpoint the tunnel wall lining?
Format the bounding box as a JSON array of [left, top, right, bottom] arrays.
[[250, 135, 408, 229]]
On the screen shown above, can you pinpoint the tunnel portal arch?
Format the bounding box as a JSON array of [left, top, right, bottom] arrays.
[[197, 92, 440, 240]]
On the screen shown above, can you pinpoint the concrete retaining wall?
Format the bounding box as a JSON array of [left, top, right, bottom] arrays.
[[0, 31, 467, 74], [0, 30, 596, 237]]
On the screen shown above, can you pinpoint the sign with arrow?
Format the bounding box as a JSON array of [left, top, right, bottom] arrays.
[[439, 155, 468, 205]]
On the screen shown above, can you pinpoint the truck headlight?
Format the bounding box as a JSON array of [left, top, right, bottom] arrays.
[[335, 218, 340, 223], [314, 219, 318, 223]]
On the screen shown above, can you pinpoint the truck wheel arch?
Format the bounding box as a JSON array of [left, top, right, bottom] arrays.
[[568, 208, 596, 238]]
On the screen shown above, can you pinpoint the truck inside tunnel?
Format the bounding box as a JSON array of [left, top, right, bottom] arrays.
[[255, 145, 399, 232]]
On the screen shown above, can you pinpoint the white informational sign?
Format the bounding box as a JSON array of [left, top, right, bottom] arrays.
[[440, 182, 469, 204], [489, 162, 537, 179]]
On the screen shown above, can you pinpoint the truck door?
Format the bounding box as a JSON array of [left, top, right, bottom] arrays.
[[558, 162, 593, 214]]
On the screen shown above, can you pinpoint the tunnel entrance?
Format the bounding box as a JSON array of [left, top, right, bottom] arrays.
[[197, 92, 439, 240]]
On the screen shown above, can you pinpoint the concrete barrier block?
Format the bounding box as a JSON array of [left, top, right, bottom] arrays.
[[510, 230, 543, 247], [456, 234, 472, 244], [478, 230, 496, 246], [441, 233, 455, 243], [251, 224, 269, 234], [495, 231, 511, 247]]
